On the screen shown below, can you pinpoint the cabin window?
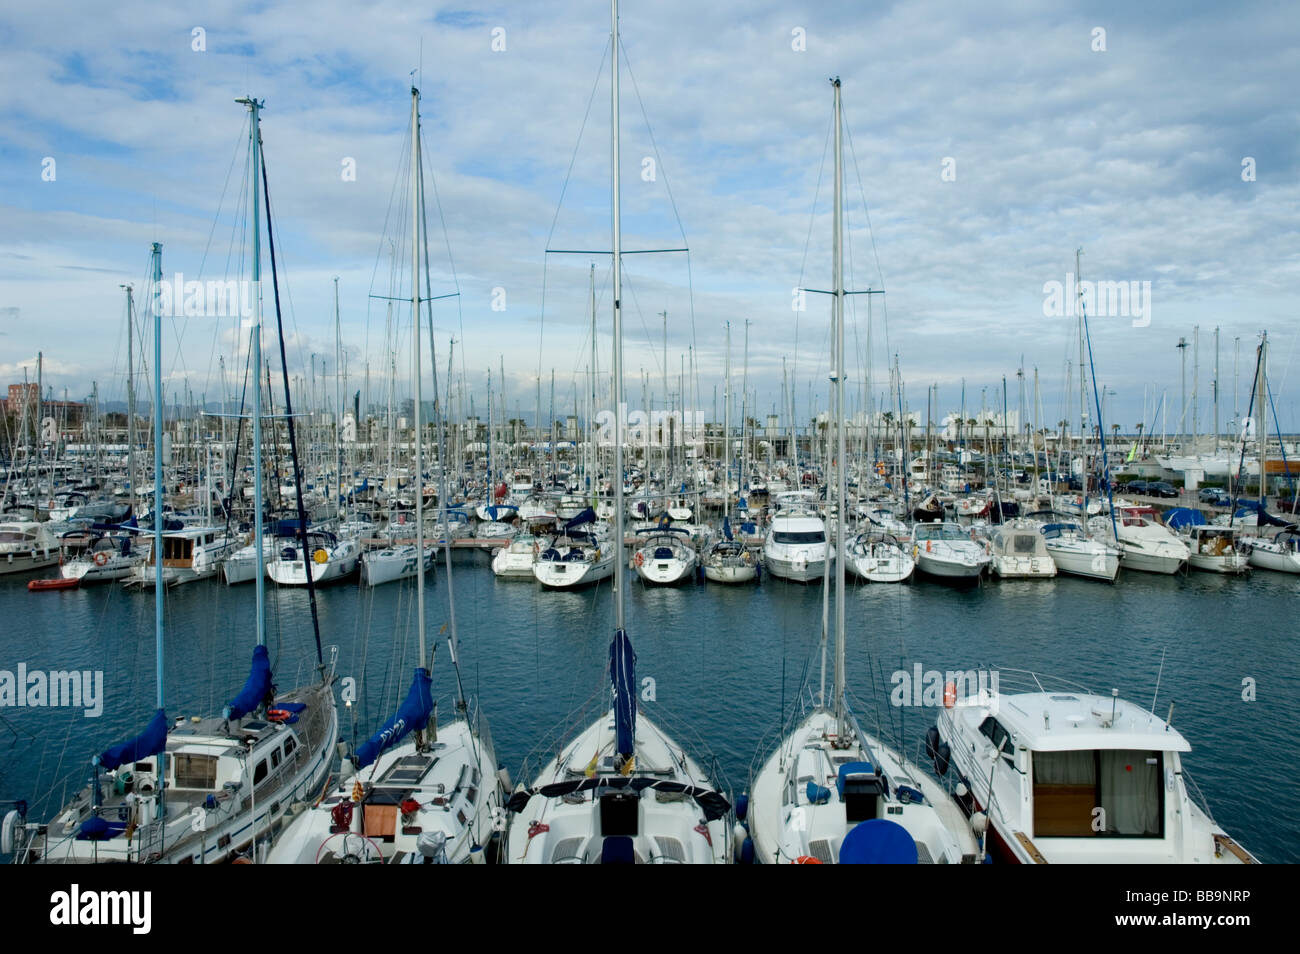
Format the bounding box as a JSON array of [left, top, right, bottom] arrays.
[[1032, 750, 1163, 838], [253, 759, 268, 786], [271, 749, 282, 769], [773, 531, 824, 544], [174, 754, 218, 789], [283, 737, 297, 758]]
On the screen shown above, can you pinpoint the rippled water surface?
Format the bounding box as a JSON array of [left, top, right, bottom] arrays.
[[2, 555, 1295, 862]]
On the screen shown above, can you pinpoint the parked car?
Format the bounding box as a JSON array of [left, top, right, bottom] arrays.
[[1148, 481, 1179, 498], [1123, 479, 1150, 494], [1198, 487, 1231, 506]]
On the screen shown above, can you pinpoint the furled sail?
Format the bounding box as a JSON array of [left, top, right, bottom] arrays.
[[224, 644, 272, 720], [610, 630, 636, 758], [564, 507, 597, 531], [97, 707, 168, 771], [355, 668, 433, 768]]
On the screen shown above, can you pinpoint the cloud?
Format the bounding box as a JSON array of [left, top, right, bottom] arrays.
[[0, 0, 1296, 430]]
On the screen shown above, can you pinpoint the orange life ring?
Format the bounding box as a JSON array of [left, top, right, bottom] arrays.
[[94, 551, 109, 566], [634, 551, 645, 567], [267, 708, 291, 723], [793, 856, 823, 864], [943, 681, 957, 709]]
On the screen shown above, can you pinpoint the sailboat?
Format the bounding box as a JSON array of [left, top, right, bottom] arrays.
[[8, 113, 340, 859], [268, 86, 501, 865], [532, 506, 615, 589], [745, 79, 979, 865], [702, 321, 758, 584], [503, 0, 730, 863]]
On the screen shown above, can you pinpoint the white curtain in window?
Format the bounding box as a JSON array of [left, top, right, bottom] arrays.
[[1100, 750, 1160, 835], [1032, 750, 1096, 786]]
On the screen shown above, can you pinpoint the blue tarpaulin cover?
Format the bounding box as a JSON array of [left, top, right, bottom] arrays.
[[839, 818, 918, 864], [224, 644, 272, 720], [356, 668, 433, 768], [1163, 507, 1207, 531], [98, 707, 168, 771]]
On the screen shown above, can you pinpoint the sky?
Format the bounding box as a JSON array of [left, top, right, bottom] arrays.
[[1, 0, 1298, 438]]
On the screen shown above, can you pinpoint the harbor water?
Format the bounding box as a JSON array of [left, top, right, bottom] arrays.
[[1, 555, 1295, 863]]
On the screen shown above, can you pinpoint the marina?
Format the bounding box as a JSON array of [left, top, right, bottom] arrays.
[[0, 0, 1294, 914]]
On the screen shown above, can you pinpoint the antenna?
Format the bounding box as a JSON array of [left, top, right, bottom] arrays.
[[1147, 647, 1166, 726]]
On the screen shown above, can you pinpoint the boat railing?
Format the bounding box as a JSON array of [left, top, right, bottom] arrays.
[[515, 686, 608, 786], [642, 702, 733, 803], [1180, 765, 1219, 826], [975, 666, 1094, 697]]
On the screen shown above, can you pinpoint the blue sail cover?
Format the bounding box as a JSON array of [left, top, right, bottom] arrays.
[[98, 708, 168, 771], [722, 516, 733, 541], [610, 630, 637, 757], [1232, 499, 1292, 528], [564, 507, 597, 531], [355, 668, 433, 768], [224, 644, 272, 720]]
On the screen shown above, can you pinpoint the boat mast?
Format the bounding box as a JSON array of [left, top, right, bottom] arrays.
[[723, 320, 731, 520], [149, 240, 167, 849], [123, 283, 137, 519], [589, 264, 597, 504], [411, 85, 428, 669], [238, 96, 267, 649], [611, 0, 626, 636], [150, 244, 165, 703], [334, 276, 343, 520], [1257, 332, 1268, 506], [831, 77, 847, 738]]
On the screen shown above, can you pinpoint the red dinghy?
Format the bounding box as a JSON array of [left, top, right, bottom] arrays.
[[28, 577, 79, 591]]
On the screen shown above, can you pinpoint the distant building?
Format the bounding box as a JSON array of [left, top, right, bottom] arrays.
[[4, 382, 38, 416]]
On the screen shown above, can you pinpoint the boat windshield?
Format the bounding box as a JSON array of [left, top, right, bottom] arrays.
[[773, 530, 825, 544], [914, 524, 966, 542]]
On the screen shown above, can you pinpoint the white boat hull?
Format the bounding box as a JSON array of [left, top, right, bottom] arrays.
[[534, 554, 614, 588], [1248, 544, 1300, 574], [1044, 543, 1121, 581], [361, 546, 435, 586]]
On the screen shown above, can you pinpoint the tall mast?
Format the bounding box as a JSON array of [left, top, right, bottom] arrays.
[[611, 0, 626, 635], [150, 244, 164, 707], [1192, 325, 1200, 451], [1213, 326, 1220, 455], [411, 85, 427, 667], [723, 320, 731, 517], [334, 276, 343, 520], [123, 283, 137, 518], [589, 264, 597, 503], [237, 95, 267, 648], [1258, 332, 1268, 505], [831, 77, 847, 736]]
